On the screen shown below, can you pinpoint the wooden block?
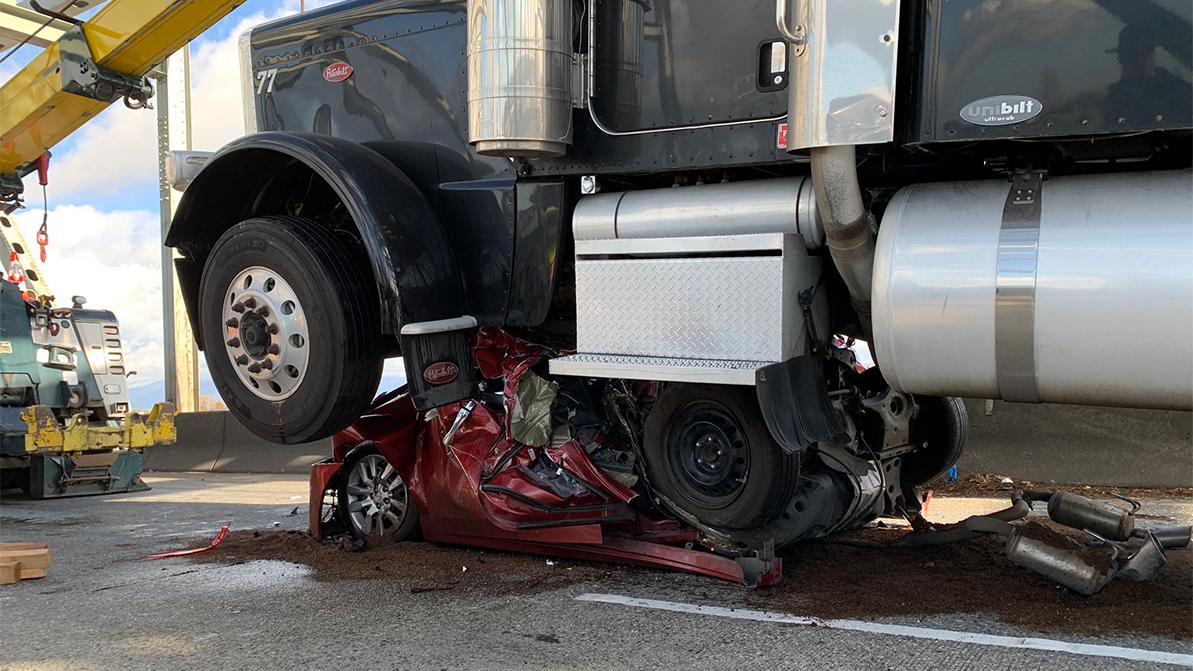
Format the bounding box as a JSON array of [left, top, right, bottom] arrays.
[[0, 559, 16, 585], [18, 567, 46, 580], [0, 543, 48, 551], [0, 547, 52, 571]]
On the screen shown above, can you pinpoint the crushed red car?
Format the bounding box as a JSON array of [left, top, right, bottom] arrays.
[[311, 329, 783, 586]]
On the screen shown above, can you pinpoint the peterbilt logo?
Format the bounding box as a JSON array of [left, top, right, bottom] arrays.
[[960, 95, 1043, 126], [322, 62, 353, 83], [423, 361, 459, 385]]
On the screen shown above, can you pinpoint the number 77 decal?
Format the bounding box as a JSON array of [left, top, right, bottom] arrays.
[[256, 68, 278, 94]]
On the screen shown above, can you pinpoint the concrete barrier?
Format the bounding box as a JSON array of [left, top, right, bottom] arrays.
[[143, 411, 329, 475], [959, 400, 1192, 488], [148, 402, 1192, 487]]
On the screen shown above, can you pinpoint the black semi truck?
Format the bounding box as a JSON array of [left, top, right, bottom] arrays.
[[166, 0, 1192, 540]]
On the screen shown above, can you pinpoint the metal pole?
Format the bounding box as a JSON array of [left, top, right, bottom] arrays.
[[156, 47, 199, 412], [155, 63, 174, 407]]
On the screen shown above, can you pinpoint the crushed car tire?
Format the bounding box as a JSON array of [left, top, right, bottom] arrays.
[[337, 443, 421, 542], [643, 384, 798, 530]]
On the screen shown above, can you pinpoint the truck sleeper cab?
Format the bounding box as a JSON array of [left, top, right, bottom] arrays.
[[167, 0, 1192, 540]]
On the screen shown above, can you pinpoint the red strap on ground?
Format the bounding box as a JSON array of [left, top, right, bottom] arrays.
[[140, 523, 230, 559]]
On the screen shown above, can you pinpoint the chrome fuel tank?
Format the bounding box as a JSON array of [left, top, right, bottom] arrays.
[[873, 170, 1193, 410]]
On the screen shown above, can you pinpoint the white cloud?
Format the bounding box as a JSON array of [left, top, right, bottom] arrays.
[[188, 10, 271, 149], [16, 1, 324, 198], [28, 106, 159, 197], [0, 52, 27, 84], [10, 205, 165, 390], [188, 0, 345, 148]]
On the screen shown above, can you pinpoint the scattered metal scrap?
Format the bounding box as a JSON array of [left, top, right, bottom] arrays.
[[898, 490, 1191, 595]]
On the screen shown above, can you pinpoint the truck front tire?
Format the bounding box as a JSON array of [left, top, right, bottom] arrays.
[[198, 216, 383, 444]]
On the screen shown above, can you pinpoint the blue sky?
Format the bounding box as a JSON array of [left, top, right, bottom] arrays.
[[3, 0, 406, 410]]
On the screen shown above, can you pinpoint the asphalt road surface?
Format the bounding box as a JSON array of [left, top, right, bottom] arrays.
[[1, 474, 1190, 671]]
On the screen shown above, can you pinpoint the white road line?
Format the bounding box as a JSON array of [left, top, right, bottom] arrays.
[[575, 593, 1193, 668]]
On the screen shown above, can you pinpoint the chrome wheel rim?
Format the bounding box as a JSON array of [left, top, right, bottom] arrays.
[[221, 266, 309, 401], [345, 454, 409, 537]]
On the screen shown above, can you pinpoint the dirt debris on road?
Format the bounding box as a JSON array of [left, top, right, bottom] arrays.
[[192, 512, 1192, 640], [192, 529, 606, 596], [749, 525, 1192, 640], [931, 473, 1193, 500]]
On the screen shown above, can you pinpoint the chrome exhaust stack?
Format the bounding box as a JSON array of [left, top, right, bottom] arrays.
[[810, 146, 875, 337], [777, 0, 901, 338], [466, 0, 575, 158]]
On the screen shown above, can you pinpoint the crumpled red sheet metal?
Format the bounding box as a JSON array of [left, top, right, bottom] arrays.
[[472, 327, 551, 381], [469, 328, 633, 526], [475, 327, 558, 431], [324, 328, 782, 586], [141, 523, 230, 559], [544, 439, 637, 504]]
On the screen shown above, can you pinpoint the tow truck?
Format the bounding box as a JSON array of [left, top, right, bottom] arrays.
[[0, 0, 243, 209], [0, 0, 247, 496], [0, 209, 176, 497]]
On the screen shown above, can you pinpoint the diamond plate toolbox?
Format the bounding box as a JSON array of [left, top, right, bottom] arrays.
[[573, 233, 821, 362]]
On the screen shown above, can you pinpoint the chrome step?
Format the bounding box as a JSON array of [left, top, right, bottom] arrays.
[[549, 353, 767, 385]]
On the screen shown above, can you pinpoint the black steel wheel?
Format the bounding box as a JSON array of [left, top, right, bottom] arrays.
[[336, 444, 420, 542], [643, 384, 798, 529], [198, 216, 383, 444]]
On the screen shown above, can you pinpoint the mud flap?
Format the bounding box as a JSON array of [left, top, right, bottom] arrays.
[[755, 356, 843, 454], [402, 330, 476, 410]]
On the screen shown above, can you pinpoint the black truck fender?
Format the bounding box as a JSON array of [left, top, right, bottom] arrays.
[[167, 131, 465, 338], [166, 131, 475, 409]]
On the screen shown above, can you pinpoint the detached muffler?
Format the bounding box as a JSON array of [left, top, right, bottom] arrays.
[[900, 490, 1190, 595], [1047, 491, 1135, 540], [1004, 522, 1116, 596]]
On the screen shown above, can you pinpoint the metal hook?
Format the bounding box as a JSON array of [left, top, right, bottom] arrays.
[[1110, 492, 1142, 514], [1081, 528, 1124, 561]]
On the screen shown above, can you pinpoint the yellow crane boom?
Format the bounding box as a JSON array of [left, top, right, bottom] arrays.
[[0, 0, 243, 204]]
